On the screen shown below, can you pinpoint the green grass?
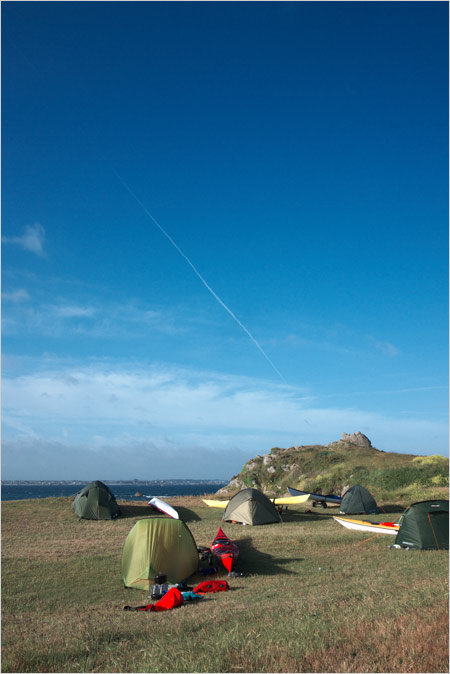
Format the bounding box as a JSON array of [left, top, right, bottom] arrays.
[[2, 495, 448, 673]]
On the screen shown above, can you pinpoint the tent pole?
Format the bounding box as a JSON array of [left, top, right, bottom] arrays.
[[427, 513, 441, 551]]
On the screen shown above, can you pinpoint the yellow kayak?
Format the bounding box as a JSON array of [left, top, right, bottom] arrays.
[[203, 493, 310, 508], [272, 494, 310, 505], [202, 499, 229, 508]]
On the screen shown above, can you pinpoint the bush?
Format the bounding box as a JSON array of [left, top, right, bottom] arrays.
[[367, 464, 449, 491], [243, 473, 260, 488]]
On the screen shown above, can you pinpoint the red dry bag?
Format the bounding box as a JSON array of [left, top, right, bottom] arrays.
[[193, 580, 229, 594]]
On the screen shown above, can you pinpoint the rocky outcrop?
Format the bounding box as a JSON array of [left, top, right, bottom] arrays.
[[338, 431, 372, 447], [216, 476, 243, 495]]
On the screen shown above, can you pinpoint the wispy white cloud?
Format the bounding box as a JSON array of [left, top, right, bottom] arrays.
[[2, 362, 448, 480], [372, 338, 400, 357], [2, 366, 306, 434], [2, 289, 31, 302], [2, 297, 180, 339], [271, 326, 402, 361], [278, 332, 356, 356], [2, 223, 46, 257], [323, 384, 448, 399], [1, 436, 250, 480], [51, 305, 96, 318]]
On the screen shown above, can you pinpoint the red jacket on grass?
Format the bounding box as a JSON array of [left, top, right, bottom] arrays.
[[135, 587, 184, 612]]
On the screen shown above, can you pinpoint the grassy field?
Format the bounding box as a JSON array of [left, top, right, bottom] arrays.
[[2, 494, 449, 673]]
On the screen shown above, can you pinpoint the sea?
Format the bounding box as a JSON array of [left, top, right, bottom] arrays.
[[1, 480, 228, 502]]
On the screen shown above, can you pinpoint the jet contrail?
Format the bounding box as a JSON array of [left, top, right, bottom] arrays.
[[114, 171, 287, 384]]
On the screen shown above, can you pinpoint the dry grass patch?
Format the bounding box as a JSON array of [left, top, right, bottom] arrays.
[[301, 604, 449, 673]]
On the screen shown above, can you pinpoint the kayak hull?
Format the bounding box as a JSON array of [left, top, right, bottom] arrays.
[[333, 516, 399, 535], [288, 486, 341, 505], [203, 499, 229, 508], [147, 496, 179, 519], [273, 494, 310, 505], [203, 494, 309, 508], [211, 527, 239, 571]]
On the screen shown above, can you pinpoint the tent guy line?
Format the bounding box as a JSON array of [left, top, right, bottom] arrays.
[[113, 170, 287, 384]]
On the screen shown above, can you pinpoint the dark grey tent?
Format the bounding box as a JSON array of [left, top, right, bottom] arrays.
[[339, 485, 379, 514], [395, 500, 448, 550], [72, 480, 121, 520], [222, 488, 282, 525]]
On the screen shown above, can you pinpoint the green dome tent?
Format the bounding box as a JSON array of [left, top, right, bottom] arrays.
[[395, 500, 449, 550], [72, 480, 121, 520], [222, 488, 283, 525], [121, 517, 199, 590], [339, 485, 379, 515]]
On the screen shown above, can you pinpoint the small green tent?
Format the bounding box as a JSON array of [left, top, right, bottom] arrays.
[[72, 480, 121, 520], [339, 485, 379, 514], [395, 500, 449, 550], [121, 517, 199, 590], [222, 488, 282, 525]]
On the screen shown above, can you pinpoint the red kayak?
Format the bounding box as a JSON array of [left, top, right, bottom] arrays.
[[211, 527, 239, 572]]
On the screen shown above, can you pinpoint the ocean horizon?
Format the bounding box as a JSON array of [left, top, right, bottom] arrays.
[[1, 480, 228, 502]]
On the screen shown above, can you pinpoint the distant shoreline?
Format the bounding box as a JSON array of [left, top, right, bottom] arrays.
[[1, 479, 228, 485], [1, 480, 228, 502]]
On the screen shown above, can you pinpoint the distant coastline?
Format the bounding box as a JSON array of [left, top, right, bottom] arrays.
[[2, 479, 227, 485], [1, 479, 228, 502]]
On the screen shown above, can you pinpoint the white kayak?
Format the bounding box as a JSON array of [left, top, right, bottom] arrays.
[[333, 516, 399, 535], [146, 496, 179, 519]]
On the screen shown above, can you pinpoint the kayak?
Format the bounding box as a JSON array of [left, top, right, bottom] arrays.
[[288, 486, 341, 506], [146, 496, 179, 519], [203, 494, 310, 508], [273, 494, 310, 505], [203, 499, 229, 508], [211, 527, 239, 572], [333, 516, 399, 535]]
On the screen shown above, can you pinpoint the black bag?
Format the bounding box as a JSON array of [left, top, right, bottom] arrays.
[[151, 583, 169, 599]]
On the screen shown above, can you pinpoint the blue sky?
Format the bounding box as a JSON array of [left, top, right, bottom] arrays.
[[2, 1, 448, 480]]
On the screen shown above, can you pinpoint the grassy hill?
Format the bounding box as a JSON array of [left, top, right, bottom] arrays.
[[217, 432, 449, 504]]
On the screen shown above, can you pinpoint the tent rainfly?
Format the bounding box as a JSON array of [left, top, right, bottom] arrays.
[[121, 517, 199, 590], [72, 480, 121, 520], [222, 488, 283, 525], [395, 500, 449, 550], [339, 484, 380, 515]]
